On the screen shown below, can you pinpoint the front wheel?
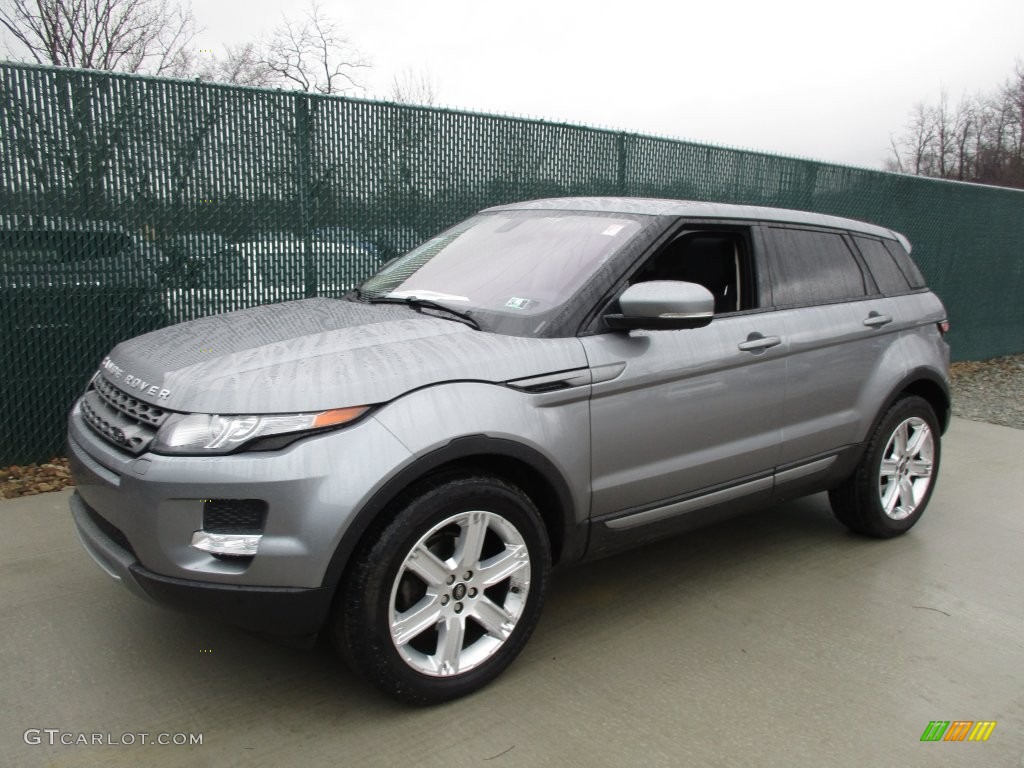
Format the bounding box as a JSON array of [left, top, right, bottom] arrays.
[[335, 475, 551, 704], [829, 395, 941, 538]]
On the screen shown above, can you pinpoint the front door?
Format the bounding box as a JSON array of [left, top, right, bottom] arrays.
[[582, 226, 786, 521], [582, 314, 786, 519]]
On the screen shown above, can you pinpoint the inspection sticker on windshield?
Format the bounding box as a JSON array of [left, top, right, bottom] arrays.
[[601, 224, 625, 236], [505, 297, 532, 310]]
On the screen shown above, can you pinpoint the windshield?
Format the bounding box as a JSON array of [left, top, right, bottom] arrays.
[[357, 210, 646, 335]]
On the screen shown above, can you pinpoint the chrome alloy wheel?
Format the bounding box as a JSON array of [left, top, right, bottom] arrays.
[[388, 510, 532, 677], [878, 416, 935, 521]]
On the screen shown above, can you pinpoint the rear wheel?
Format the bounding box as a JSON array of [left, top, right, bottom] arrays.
[[336, 475, 550, 704], [829, 395, 941, 538]]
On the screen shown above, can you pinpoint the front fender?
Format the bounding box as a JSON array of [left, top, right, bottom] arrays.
[[320, 380, 592, 593]]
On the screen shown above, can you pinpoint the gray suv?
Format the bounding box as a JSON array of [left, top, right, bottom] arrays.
[[67, 197, 950, 703]]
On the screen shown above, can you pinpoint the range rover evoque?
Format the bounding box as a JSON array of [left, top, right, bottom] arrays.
[[67, 197, 950, 704]]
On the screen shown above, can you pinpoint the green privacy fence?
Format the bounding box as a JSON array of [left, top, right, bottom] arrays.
[[2, 62, 1023, 463]]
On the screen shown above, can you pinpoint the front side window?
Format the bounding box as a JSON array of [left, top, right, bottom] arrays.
[[767, 227, 867, 306], [630, 229, 756, 314], [357, 210, 648, 336]]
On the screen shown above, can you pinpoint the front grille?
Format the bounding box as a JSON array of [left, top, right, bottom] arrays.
[[203, 499, 268, 534], [93, 374, 169, 427], [79, 374, 170, 454]]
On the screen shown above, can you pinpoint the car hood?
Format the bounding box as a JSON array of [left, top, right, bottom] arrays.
[[98, 298, 587, 413]]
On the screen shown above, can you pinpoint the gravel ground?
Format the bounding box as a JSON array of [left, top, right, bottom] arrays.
[[949, 353, 1024, 429], [2, 353, 1022, 500], [1, 457, 72, 500]]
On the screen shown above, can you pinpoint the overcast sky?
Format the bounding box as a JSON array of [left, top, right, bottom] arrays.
[[194, 0, 1023, 169]]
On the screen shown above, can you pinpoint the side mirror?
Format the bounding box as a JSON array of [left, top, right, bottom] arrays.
[[605, 280, 714, 331]]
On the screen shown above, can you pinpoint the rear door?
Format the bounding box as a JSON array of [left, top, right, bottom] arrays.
[[762, 226, 907, 470]]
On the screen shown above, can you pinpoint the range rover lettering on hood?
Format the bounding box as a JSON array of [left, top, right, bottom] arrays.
[[100, 356, 172, 400]]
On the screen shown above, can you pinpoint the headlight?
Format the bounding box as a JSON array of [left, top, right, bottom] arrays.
[[151, 406, 369, 455]]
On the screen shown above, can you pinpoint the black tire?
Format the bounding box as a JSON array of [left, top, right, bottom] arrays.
[[829, 395, 941, 538], [335, 474, 551, 705]]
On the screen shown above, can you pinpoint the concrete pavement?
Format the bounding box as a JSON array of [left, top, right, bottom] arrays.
[[1, 417, 1022, 767]]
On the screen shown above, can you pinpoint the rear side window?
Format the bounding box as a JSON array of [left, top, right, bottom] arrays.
[[766, 227, 866, 306], [853, 236, 911, 295], [883, 240, 926, 288]]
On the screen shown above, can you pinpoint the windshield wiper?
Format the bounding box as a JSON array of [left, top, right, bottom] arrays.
[[364, 294, 480, 330]]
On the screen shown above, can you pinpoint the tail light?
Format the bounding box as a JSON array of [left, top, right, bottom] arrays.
[[937, 320, 950, 335]]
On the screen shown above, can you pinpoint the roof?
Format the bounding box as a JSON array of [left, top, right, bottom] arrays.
[[487, 197, 911, 250]]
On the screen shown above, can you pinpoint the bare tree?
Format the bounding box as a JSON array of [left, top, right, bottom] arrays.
[[0, 0, 202, 212], [256, 1, 368, 95], [883, 135, 904, 173], [891, 102, 936, 176], [1006, 60, 1024, 163], [951, 96, 975, 181], [390, 68, 439, 106], [2, 1, 372, 91], [931, 90, 954, 178], [887, 61, 1024, 189], [195, 42, 276, 88], [0, 0, 198, 76]]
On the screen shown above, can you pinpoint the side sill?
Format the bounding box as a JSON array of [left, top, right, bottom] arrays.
[[602, 475, 774, 531]]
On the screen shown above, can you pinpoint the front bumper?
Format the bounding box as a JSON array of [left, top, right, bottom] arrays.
[[66, 396, 413, 633], [71, 492, 331, 635]]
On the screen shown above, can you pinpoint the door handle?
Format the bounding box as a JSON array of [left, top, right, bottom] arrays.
[[738, 334, 782, 352], [863, 312, 893, 328]]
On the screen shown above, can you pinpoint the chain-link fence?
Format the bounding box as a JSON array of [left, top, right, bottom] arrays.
[[2, 62, 1023, 464]]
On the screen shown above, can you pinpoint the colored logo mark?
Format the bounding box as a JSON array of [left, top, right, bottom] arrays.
[[920, 720, 996, 742]]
